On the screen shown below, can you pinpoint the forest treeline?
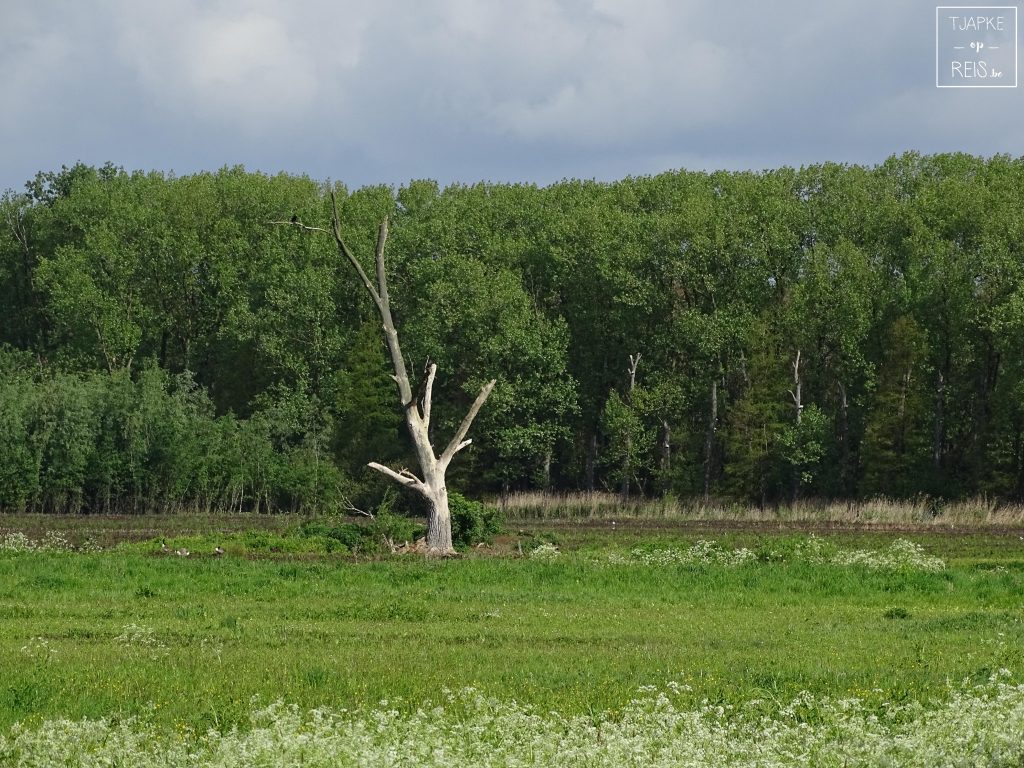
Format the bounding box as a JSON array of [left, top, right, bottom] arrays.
[[1, 153, 1023, 514]]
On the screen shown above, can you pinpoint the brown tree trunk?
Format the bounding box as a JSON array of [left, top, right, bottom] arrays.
[[933, 370, 945, 470], [703, 377, 718, 500], [585, 432, 597, 491], [897, 367, 911, 454], [659, 418, 671, 493], [1014, 421, 1024, 499], [837, 380, 851, 494]]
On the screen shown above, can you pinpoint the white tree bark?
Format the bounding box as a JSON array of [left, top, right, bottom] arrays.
[[620, 353, 641, 500], [789, 349, 803, 425], [276, 197, 496, 555]]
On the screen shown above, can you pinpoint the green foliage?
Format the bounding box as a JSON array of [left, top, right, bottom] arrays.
[[397, 252, 577, 491], [298, 519, 363, 553], [367, 511, 424, 549], [448, 491, 501, 548], [600, 390, 651, 492], [3, 156, 1024, 506], [860, 317, 932, 497], [778, 405, 829, 487], [0, 353, 353, 514]]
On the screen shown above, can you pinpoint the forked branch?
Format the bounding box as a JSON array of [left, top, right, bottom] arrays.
[[441, 379, 497, 467], [329, 192, 383, 311], [367, 462, 426, 493], [421, 363, 437, 426]]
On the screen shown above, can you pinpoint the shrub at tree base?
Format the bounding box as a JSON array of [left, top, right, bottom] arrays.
[[295, 493, 499, 554], [448, 491, 502, 548]]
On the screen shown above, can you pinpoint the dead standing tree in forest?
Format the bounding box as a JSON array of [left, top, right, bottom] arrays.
[[274, 195, 496, 555]]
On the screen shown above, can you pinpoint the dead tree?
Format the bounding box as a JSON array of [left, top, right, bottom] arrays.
[[788, 350, 803, 501], [837, 379, 851, 493], [788, 350, 803, 425], [274, 197, 495, 555], [620, 353, 641, 500], [702, 364, 720, 500]]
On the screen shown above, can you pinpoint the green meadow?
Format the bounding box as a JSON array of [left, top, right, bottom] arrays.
[[1, 516, 1023, 746]]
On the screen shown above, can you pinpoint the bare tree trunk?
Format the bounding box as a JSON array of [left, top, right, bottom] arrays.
[[620, 353, 640, 501], [837, 380, 851, 494], [1014, 421, 1024, 499], [970, 344, 1000, 474], [425, 487, 453, 552], [788, 350, 802, 501], [789, 350, 802, 425], [703, 376, 718, 500], [585, 432, 597, 491], [895, 366, 912, 456], [659, 418, 671, 493], [275, 200, 495, 556], [933, 370, 945, 470]]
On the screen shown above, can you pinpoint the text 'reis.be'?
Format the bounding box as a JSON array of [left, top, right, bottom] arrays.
[[936, 6, 1018, 87]]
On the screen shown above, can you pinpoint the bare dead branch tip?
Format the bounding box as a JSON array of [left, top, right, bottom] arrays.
[[266, 219, 332, 234], [341, 496, 375, 519]]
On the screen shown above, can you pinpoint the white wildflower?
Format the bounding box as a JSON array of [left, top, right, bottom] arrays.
[[4, 678, 1024, 766], [529, 543, 562, 561], [115, 623, 169, 660]]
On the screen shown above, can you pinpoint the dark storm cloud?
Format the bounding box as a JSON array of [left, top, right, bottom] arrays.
[[1, 1, 1020, 193]]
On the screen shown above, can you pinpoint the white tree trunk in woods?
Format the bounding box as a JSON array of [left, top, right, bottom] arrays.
[[703, 376, 718, 500], [788, 350, 803, 425], [788, 350, 803, 501], [620, 353, 641, 500], [275, 196, 496, 555]]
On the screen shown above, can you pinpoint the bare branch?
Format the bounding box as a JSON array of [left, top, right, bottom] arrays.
[[267, 219, 332, 234], [329, 192, 382, 309], [369, 216, 412, 402], [374, 218, 390, 310], [625, 353, 641, 404], [440, 379, 497, 467], [422, 363, 437, 426], [325, 200, 415, 415], [791, 350, 803, 424], [367, 462, 427, 494], [341, 496, 374, 519]]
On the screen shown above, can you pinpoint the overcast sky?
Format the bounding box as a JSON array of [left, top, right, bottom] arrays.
[[1, 1, 1021, 193]]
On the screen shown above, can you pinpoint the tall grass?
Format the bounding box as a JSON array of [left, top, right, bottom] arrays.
[[2, 541, 1023, 733], [498, 491, 1024, 526]]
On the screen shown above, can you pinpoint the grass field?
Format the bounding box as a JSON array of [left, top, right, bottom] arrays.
[[2, 511, 1024, 765]]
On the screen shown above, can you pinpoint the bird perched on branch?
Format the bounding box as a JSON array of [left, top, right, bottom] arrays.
[[290, 213, 299, 224]]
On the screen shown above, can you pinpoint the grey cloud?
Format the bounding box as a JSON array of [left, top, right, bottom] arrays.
[[1, 1, 1021, 193]]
